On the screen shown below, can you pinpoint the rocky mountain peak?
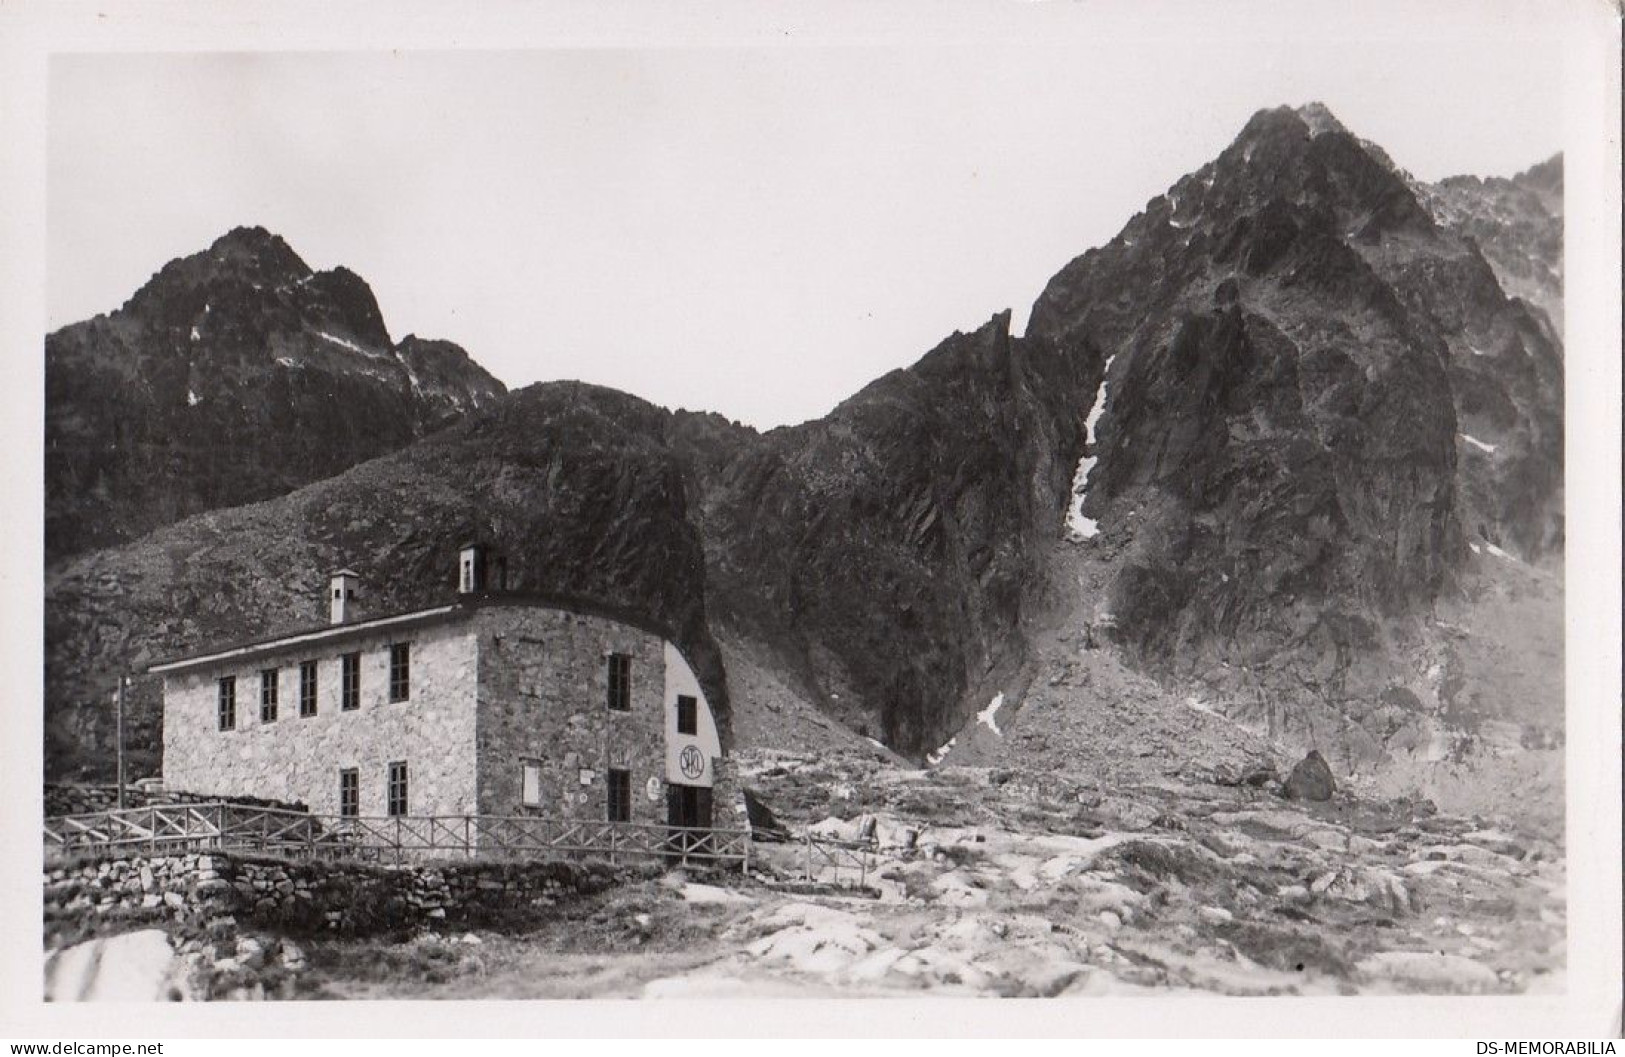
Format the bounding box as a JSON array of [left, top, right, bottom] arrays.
[[1293, 101, 1348, 137], [206, 225, 309, 275], [46, 228, 507, 561], [1206, 104, 1430, 241], [1020, 103, 1562, 780]]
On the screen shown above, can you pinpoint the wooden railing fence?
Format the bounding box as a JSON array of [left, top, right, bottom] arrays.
[[795, 833, 878, 888], [43, 802, 751, 870]]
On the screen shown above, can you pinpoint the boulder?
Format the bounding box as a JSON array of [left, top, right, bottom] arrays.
[[1282, 750, 1336, 801], [44, 930, 184, 1001]]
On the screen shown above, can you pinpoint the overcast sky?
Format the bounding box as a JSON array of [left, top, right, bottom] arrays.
[[48, 19, 1564, 429]]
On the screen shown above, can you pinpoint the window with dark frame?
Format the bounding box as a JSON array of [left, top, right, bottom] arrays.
[[341, 652, 361, 711], [606, 653, 631, 712], [676, 694, 698, 736], [260, 669, 279, 723], [606, 768, 631, 822], [387, 761, 408, 817], [389, 642, 411, 702], [217, 676, 236, 731], [299, 660, 318, 717], [339, 768, 359, 817]]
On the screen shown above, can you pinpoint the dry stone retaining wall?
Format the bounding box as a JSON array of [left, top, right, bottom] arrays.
[[43, 851, 632, 950], [45, 784, 308, 817]]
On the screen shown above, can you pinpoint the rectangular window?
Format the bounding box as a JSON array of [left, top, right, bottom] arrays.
[[606, 653, 631, 712], [387, 761, 408, 817], [676, 694, 698, 736], [341, 652, 361, 711], [259, 669, 279, 723], [217, 676, 236, 731], [389, 642, 411, 702], [606, 768, 631, 822], [299, 660, 318, 717], [521, 758, 543, 807], [339, 768, 359, 818]]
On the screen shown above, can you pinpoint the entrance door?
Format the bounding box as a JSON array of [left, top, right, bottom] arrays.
[[666, 783, 712, 828], [665, 784, 714, 862]]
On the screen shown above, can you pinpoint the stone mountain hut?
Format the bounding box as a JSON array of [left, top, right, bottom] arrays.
[[149, 544, 733, 834]]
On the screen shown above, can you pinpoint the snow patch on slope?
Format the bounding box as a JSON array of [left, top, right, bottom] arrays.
[[1184, 695, 1222, 718], [1167, 191, 1198, 229], [977, 693, 1006, 736], [394, 349, 424, 397], [186, 389, 201, 407], [1066, 355, 1116, 540], [926, 737, 957, 766], [317, 330, 391, 361], [1460, 434, 1497, 454]]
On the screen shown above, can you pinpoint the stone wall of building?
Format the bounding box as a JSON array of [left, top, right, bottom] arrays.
[[707, 747, 746, 831], [161, 621, 480, 816], [473, 608, 669, 824]]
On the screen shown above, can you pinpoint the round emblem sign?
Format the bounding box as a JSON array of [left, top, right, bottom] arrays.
[[678, 745, 706, 780]]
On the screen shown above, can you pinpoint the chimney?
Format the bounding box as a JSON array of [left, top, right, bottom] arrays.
[[329, 569, 360, 625], [458, 543, 485, 595]]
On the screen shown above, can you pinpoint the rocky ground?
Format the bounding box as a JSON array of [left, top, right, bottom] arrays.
[[286, 747, 1562, 1000]]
